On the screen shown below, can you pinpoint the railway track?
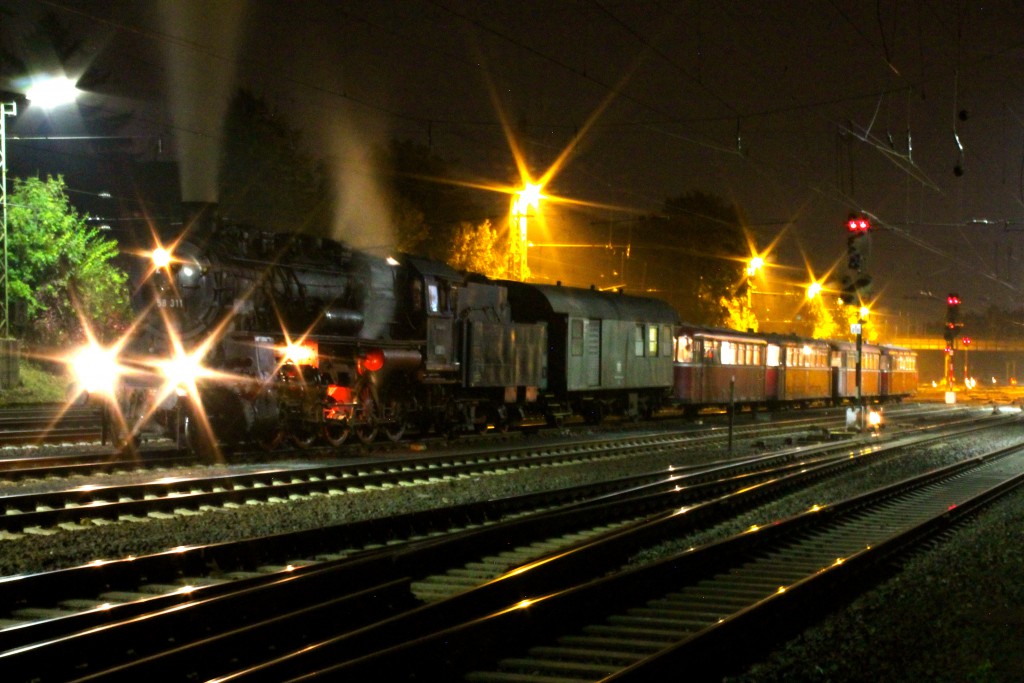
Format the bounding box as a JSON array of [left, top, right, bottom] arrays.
[[0, 405, 104, 448], [0, 404, 957, 534], [255, 424, 1024, 682], [0, 409, 1011, 681]]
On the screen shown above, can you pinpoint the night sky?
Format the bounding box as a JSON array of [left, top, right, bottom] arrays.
[[4, 1, 1024, 327]]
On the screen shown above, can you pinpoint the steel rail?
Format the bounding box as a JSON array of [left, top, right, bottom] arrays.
[[1, 413, 1010, 682]]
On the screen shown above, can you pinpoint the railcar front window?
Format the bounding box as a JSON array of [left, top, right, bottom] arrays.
[[675, 335, 695, 363]]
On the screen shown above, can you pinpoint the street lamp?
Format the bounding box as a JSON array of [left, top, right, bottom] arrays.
[[509, 182, 542, 281], [853, 305, 870, 430], [0, 100, 17, 339]]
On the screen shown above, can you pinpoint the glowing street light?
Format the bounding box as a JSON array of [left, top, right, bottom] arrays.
[[806, 281, 822, 300], [25, 76, 80, 109], [509, 182, 543, 281], [746, 256, 764, 277]]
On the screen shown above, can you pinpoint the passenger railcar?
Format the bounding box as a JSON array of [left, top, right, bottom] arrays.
[[880, 345, 917, 400], [766, 334, 832, 407], [502, 281, 678, 423], [672, 325, 769, 412]]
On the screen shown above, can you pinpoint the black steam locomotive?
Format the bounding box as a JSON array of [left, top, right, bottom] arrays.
[[108, 211, 678, 456]]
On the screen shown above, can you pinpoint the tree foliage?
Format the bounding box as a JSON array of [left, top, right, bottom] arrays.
[[380, 139, 486, 260], [6, 175, 130, 345], [447, 220, 508, 278], [629, 191, 746, 326]]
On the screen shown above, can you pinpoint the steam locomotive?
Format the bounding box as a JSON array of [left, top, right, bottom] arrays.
[[92, 209, 677, 456], [75, 209, 915, 458]]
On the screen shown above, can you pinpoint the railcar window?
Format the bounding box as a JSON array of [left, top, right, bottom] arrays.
[[767, 344, 780, 367], [720, 340, 735, 365], [571, 319, 584, 357], [647, 325, 659, 356], [705, 339, 719, 364], [675, 335, 695, 363], [662, 325, 672, 356], [634, 324, 645, 356]]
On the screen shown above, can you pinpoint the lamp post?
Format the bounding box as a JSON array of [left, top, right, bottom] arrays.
[[0, 101, 16, 338], [855, 305, 869, 430], [509, 182, 541, 281]]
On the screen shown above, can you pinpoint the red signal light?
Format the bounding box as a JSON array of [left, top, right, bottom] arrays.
[[947, 295, 961, 305], [361, 348, 385, 372], [847, 216, 870, 232]]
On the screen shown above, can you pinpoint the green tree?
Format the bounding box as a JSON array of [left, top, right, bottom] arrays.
[[447, 220, 508, 278], [6, 175, 130, 345]]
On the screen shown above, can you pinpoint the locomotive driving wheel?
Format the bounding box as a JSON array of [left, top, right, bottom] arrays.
[[353, 381, 379, 445], [323, 418, 351, 447]]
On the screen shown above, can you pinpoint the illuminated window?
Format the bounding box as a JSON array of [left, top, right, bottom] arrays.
[[648, 325, 659, 356], [720, 340, 736, 365], [705, 340, 718, 363], [427, 284, 439, 313], [675, 335, 695, 363]]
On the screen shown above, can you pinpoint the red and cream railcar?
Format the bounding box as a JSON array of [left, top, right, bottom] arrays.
[[672, 325, 768, 411], [765, 335, 833, 406], [880, 345, 918, 400], [830, 340, 882, 403]]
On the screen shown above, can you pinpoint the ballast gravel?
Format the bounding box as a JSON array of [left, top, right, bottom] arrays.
[[0, 411, 1022, 682]]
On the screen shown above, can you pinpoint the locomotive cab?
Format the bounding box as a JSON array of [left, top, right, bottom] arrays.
[[400, 256, 463, 376]]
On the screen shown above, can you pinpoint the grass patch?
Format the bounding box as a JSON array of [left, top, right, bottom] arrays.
[[0, 360, 69, 406]]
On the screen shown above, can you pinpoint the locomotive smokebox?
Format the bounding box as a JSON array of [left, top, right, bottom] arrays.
[[182, 201, 218, 239]]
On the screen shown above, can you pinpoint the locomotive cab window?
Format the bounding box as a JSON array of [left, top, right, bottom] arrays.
[[427, 283, 440, 313]]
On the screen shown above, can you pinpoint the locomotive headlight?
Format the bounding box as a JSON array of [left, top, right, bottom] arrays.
[[159, 353, 204, 390], [152, 247, 172, 269], [68, 344, 120, 398]]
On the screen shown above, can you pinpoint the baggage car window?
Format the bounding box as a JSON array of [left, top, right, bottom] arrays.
[[647, 325, 659, 356], [634, 324, 644, 356], [571, 319, 584, 356]]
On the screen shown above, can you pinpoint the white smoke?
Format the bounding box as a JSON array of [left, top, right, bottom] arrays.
[[326, 116, 396, 256], [158, 0, 244, 203]]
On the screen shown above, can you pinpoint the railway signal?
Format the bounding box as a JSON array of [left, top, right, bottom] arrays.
[[943, 294, 963, 391], [840, 213, 873, 303], [846, 214, 871, 272]]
